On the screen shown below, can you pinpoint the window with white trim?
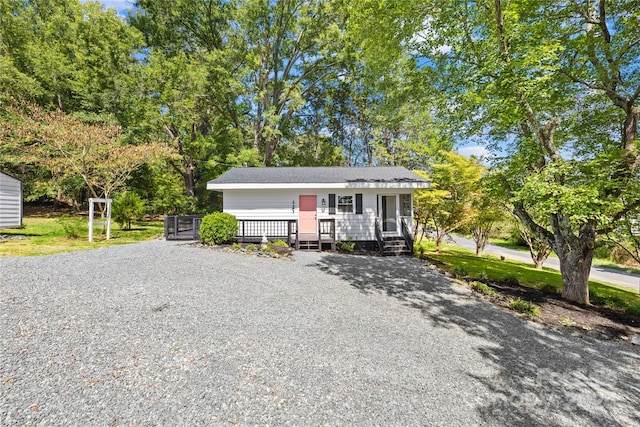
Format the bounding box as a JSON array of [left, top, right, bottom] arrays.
[[337, 195, 353, 213], [400, 194, 412, 216]]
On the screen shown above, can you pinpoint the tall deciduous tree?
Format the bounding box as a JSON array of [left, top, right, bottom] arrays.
[[414, 151, 484, 252], [130, 0, 244, 203], [1, 104, 168, 206], [468, 181, 506, 257], [352, 0, 639, 304], [0, 0, 142, 114], [237, 0, 346, 165]]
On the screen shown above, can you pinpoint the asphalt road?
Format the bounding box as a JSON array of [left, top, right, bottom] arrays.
[[449, 235, 640, 293]]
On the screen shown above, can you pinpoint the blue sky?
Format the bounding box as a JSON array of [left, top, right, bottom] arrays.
[[87, 0, 131, 15]]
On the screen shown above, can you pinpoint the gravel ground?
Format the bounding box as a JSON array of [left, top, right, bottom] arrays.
[[1, 241, 639, 426]]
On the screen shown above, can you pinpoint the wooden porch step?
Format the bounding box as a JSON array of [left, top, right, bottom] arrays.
[[381, 237, 412, 256], [298, 240, 320, 251]]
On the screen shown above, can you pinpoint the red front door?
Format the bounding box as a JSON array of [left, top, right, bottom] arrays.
[[299, 195, 317, 235]]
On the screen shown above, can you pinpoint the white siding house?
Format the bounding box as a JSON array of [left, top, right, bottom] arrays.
[[207, 167, 430, 254], [0, 171, 23, 229]]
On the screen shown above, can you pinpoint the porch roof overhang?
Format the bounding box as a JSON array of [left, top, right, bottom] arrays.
[[207, 181, 431, 190], [206, 166, 431, 191]]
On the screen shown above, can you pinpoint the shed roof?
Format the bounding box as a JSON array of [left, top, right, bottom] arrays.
[[207, 167, 430, 190], [0, 170, 22, 182]]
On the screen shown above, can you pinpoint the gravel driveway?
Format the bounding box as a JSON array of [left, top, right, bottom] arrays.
[[1, 241, 639, 426]]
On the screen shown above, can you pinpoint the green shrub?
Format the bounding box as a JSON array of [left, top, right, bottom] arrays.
[[199, 212, 238, 245], [508, 298, 541, 318], [230, 242, 242, 250], [470, 281, 499, 297], [592, 244, 612, 261], [337, 239, 355, 252], [559, 316, 577, 327], [112, 192, 145, 230], [56, 214, 83, 238], [508, 229, 528, 247], [451, 265, 468, 278], [270, 239, 290, 248], [246, 243, 257, 251]]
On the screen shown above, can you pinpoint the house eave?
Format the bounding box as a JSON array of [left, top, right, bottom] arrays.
[[206, 182, 431, 191]]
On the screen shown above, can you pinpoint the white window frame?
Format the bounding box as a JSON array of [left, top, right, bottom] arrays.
[[337, 195, 354, 213]]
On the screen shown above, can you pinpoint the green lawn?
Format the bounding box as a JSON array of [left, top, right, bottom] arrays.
[[488, 237, 640, 275], [417, 241, 640, 317], [0, 216, 164, 257]]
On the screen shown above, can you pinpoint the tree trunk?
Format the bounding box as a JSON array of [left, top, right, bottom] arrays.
[[558, 247, 593, 304], [553, 219, 596, 305], [471, 226, 490, 257], [532, 244, 551, 269], [435, 234, 444, 253], [263, 137, 278, 166], [182, 171, 196, 198]]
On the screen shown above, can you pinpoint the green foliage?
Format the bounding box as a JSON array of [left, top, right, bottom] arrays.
[[337, 239, 356, 253], [231, 242, 242, 250], [451, 265, 468, 279], [413, 152, 484, 251], [420, 241, 640, 317], [470, 281, 499, 297], [246, 244, 257, 252], [199, 212, 238, 245], [559, 317, 577, 328], [355, 0, 640, 305], [270, 239, 290, 248], [56, 214, 83, 238], [508, 298, 541, 318], [112, 192, 146, 230]]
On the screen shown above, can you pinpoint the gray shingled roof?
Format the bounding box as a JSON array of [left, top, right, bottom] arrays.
[[208, 167, 428, 184]]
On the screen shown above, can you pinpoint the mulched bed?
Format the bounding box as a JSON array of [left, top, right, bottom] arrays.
[[181, 242, 295, 259], [458, 277, 639, 343]]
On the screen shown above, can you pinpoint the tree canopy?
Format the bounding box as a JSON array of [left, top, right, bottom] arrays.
[[1, 0, 638, 306]]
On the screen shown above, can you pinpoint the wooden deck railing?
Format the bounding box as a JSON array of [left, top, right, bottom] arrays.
[[237, 219, 298, 246], [166, 216, 338, 250], [319, 218, 336, 251]]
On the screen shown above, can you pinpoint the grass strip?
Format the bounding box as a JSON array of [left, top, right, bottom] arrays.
[[417, 241, 640, 317]]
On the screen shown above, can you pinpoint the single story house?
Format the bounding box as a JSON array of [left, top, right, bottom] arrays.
[[0, 170, 23, 229], [206, 167, 430, 254]]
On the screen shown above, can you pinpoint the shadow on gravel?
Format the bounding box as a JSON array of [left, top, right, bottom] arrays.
[[312, 254, 640, 426]]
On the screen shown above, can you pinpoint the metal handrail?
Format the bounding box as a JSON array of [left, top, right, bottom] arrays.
[[374, 218, 384, 253], [400, 217, 414, 256]]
